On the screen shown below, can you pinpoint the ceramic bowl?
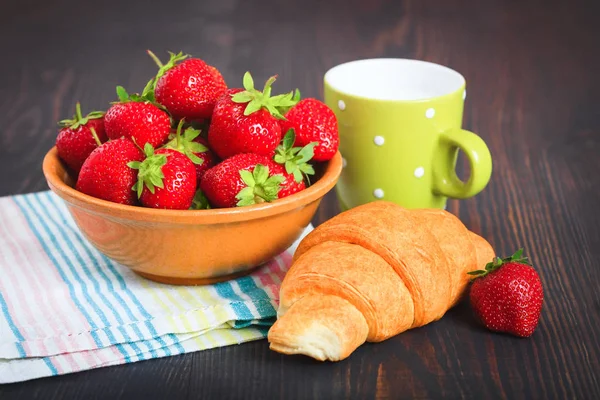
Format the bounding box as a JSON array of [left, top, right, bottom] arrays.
[[43, 147, 342, 285]]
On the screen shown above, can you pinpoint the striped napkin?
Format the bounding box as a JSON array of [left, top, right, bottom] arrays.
[[0, 191, 310, 384]]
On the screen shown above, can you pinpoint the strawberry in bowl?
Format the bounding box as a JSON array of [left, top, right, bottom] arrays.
[[43, 50, 342, 285]]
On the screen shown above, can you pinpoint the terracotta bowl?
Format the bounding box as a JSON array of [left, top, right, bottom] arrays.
[[42, 147, 342, 285]]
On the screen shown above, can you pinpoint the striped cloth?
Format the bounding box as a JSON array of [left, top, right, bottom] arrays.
[[0, 191, 310, 384]]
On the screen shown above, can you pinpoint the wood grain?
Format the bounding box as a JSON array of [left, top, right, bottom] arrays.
[[1, 0, 599, 398]]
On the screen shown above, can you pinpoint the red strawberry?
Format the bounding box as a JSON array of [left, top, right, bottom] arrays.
[[56, 103, 107, 173], [200, 153, 284, 208], [192, 136, 218, 180], [163, 120, 217, 184], [274, 164, 306, 199], [146, 51, 227, 120], [280, 98, 339, 162], [208, 72, 298, 159], [468, 249, 544, 337], [129, 145, 197, 210], [272, 129, 318, 198], [76, 138, 144, 205], [104, 86, 171, 148]]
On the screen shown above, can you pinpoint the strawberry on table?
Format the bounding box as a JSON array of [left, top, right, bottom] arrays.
[[280, 98, 339, 162], [468, 249, 544, 337], [200, 153, 285, 208], [76, 138, 144, 205], [56, 102, 107, 173], [104, 86, 171, 148], [128, 144, 197, 210], [163, 120, 217, 184], [208, 72, 298, 159], [145, 51, 227, 121]]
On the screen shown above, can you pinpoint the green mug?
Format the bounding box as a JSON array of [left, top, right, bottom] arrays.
[[324, 58, 492, 210]]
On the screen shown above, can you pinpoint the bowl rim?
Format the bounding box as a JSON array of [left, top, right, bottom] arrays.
[[43, 146, 342, 224]]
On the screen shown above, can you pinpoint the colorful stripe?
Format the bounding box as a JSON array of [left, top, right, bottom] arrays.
[[14, 196, 132, 362], [0, 191, 303, 384], [2, 200, 111, 366], [40, 193, 154, 359]]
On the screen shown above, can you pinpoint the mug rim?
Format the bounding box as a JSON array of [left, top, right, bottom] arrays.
[[324, 58, 466, 103]]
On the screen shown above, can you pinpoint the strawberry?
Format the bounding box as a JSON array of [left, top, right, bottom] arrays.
[[56, 103, 107, 173], [468, 249, 544, 337], [272, 129, 318, 198], [145, 51, 227, 121], [274, 129, 317, 182], [163, 120, 217, 184], [128, 144, 197, 210], [273, 163, 306, 199], [200, 153, 284, 208], [192, 136, 218, 181], [104, 86, 171, 148], [76, 138, 144, 205], [279, 98, 339, 162], [208, 72, 298, 159]]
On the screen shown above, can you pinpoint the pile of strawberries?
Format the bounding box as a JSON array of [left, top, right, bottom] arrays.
[[56, 51, 339, 210]]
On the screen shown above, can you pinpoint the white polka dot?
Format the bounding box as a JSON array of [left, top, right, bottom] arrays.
[[373, 136, 385, 146], [425, 108, 435, 119], [414, 166, 425, 178], [463, 90, 467, 100], [338, 100, 346, 111], [373, 188, 384, 199], [342, 157, 347, 168]]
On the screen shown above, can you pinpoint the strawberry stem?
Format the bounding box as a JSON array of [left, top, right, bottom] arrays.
[[75, 102, 83, 122], [175, 119, 185, 149], [89, 127, 102, 147], [146, 50, 164, 68]]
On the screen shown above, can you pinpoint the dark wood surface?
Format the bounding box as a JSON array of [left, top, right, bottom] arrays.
[[1, 0, 599, 398]]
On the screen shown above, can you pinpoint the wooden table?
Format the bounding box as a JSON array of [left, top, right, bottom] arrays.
[[1, 0, 598, 398]]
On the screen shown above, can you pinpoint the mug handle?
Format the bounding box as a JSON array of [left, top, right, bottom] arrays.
[[432, 129, 492, 199]]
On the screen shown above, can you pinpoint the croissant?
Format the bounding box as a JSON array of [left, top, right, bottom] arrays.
[[267, 201, 494, 361]]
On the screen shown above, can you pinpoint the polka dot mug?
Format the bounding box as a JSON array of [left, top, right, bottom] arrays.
[[324, 58, 492, 210]]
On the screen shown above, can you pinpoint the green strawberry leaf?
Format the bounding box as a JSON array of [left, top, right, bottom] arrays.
[[129, 147, 168, 198], [190, 189, 211, 209], [292, 169, 303, 183], [282, 129, 295, 150], [240, 170, 255, 187], [284, 160, 295, 174], [231, 72, 300, 118], [296, 142, 317, 163], [243, 72, 254, 91], [187, 152, 204, 165], [253, 164, 269, 184], [469, 248, 532, 280], [231, 92, 253, 103], [273, 131, 316, 183], [58, 102, 105, 130], [235, 164, 284, 207], [164, 121, 208, 165], [292, 89, 301, 102], [187, 141, 208, 153], [244, 100, 262, 116], [116, 86, 130, 102], [127, 161, 142, 169], [299, 163, 315, 175], [183, 127, 202, 142]]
